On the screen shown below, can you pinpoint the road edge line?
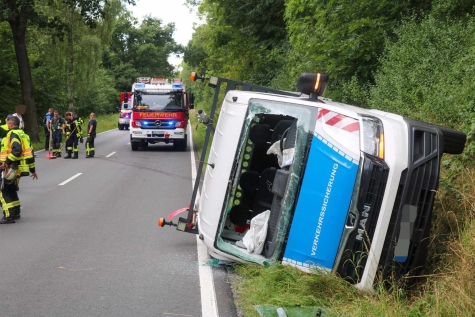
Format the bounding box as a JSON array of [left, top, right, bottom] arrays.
[[188, 122, 219, 317]]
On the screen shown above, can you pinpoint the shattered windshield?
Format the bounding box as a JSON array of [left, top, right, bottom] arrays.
[[215, 98, 316, 265], [133, 90, 183, 111]]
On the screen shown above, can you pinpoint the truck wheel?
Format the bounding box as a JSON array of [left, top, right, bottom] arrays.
[[141, 141, 148, 148], [173, 139, 187, 151], [118, 124, 124, 130], [181, 134, 188, 151], [438, 126, 466, 155], [131, 142, 139, 151], [423, 123, 466, 154]]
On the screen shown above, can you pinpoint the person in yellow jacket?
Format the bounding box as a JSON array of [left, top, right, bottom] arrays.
[[0, 116, 38, 224], [0, 116, 10, 140]]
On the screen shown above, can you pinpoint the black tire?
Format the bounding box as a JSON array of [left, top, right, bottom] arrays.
[[118, 124, 124, 130], [180, 135, 188, 151], [173, 137, 187, 151], [131, 142, 139, 151], [140, 141, 148, 148], [437, 126, 466, 155], [423, 123, 466, 154], [182, 134, 188, 151]]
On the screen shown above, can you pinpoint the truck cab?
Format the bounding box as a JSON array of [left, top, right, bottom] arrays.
[[159, 72, 466, 291], [129, 77, 192, 151]]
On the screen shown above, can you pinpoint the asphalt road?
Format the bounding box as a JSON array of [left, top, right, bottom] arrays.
[[0, 128, 237, 317]]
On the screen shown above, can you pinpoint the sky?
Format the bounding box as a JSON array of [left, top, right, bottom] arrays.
[[126, 0, 201, 69]]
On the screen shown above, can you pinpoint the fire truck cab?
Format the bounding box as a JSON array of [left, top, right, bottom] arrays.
[[129, 77, 193, 151]]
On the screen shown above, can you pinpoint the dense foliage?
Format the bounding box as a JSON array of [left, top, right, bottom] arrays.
[[181, 1, 475, 314], [0, 0, 180, 140], [182, 0, 475, 145]]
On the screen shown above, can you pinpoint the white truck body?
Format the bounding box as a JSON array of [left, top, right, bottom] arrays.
[[159, 73, 465, 291]]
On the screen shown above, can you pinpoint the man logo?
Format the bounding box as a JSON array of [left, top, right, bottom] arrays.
[[356, 204, 371, 241], [155, 120, 161, 126]]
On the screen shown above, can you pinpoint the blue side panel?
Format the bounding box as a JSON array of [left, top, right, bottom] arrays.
[[283, 133, 358, 269]]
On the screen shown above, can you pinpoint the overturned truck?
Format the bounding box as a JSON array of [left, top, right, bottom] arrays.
[[158, 72, 466, 291]]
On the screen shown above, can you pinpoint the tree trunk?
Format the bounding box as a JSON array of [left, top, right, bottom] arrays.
[[9, 11, 39, 142], [67, 6, 74, 112]]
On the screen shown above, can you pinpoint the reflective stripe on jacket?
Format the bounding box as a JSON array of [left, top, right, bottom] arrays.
[[0, 129, 33, 165]]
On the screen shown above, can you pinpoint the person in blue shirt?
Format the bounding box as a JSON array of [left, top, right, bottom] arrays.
[[44, 108, 53, 151]]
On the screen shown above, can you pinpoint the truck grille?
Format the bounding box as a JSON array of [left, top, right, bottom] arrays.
[[378, 118, 442, 287], [336, 153, 389, 284]]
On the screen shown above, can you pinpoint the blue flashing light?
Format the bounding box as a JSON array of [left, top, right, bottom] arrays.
[[143, 121, 149, 125], [172, 84, 182, 89], [136, 83, 145, 88]]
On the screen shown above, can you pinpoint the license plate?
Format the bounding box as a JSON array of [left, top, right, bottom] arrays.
[[152, 131, 164, 137]]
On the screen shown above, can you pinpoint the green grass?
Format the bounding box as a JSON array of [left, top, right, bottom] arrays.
[[232, 169, 475, 317], [31, 113, 119, 151]]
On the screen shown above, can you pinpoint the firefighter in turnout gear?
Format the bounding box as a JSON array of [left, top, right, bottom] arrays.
[[64, 112, 78, 159], [72, 113, 84, 158], [0, 116, 38, 224], [0, 118, 9, 140], [0, 114, 12, 150], [86, 112, 97, 158], [51, 110, 66, 157]]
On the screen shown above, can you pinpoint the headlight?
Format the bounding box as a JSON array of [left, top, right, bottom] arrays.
[[360, 115, 384, 159]]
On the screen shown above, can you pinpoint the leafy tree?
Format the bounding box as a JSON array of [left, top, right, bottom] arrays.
[[184, 0, 290, 86], [105, 14, 181, 91], [370, 16, 475, 127], [0, 0, 133, 140], [284, 0, 433, 94], [0, 21, 21, 120], [0, 0, 42, 138]]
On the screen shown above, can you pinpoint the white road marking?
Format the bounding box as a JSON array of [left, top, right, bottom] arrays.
[[106, 151, 116, 158], [59, 173, 82, 186], [188, 123, 219, 317]]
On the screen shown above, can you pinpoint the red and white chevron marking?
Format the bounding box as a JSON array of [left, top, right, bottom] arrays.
[[318, 109, 359, 134]]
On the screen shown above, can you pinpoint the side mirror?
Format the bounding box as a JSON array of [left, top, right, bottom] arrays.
[[197, 109, 211, 125]]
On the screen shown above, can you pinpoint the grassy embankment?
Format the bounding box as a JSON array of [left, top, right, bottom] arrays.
[[31, 113, 118, 152]]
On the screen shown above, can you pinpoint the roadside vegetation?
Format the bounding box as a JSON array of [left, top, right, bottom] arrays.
[[1, 0, 181, 142], [181, 0, 475, 316]]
